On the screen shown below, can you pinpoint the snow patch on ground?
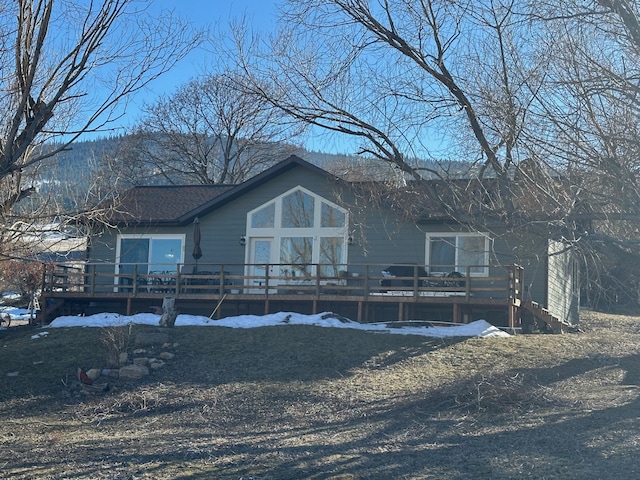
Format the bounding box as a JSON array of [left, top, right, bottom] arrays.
[[46, 311, 510, 338]]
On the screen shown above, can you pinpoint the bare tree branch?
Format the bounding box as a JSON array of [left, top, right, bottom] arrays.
[[110, 72, 302, 186], [0, 0, 202, 251]]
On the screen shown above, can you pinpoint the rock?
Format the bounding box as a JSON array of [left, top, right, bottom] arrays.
[[162, 342, 173, 350], [149, 359, 165, 370], [133, 357, 150, 366], [134, 332, 169, 347], [118, 352, 129, 366], [83, 382, 110, 394], [133, 348, 147, 355], [159, 351, 175, 360], [86, 368, 102, 380], [119, 364, 149, 380]]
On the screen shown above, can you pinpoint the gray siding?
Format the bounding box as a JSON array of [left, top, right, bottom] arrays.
[[86, 162, 567, 311], [88, 224, 195, 290], [490, 230, 550, 305]]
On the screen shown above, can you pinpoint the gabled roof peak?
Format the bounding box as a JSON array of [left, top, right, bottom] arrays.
[[105, 156, 340, 226]]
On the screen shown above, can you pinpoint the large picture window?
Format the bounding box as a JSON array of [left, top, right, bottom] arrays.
[[246, 186, 348, 279], [280, 236, 314, 277], [426, 233, 490, 276]]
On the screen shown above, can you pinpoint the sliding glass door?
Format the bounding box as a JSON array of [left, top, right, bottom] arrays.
[[116, 235, 185, 287]]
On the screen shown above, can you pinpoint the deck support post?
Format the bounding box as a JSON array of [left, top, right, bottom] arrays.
[[453, 303, 461, 324], [508, 302, 518, 330]]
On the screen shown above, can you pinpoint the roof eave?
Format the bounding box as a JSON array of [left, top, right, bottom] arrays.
[[175, 155, 345, 223]]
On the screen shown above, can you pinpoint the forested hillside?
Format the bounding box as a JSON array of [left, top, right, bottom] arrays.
[[40, 135, 464, 190]]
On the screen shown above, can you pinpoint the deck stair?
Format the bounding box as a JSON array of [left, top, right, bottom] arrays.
[[522, 301, 573, 333], [36, 298, 65, 324]]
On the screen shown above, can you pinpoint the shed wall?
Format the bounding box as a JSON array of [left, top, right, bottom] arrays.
[[547, 240, 579, 324]]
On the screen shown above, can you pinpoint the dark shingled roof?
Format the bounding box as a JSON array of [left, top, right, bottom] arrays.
[[108, 185, 234, 226], [104, 156, 342, 226]]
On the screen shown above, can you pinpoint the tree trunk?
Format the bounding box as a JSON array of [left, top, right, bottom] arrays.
[[159, 296, 178, 327]]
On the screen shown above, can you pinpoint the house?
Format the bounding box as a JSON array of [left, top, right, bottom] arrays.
[[40, 155, 579, 330]]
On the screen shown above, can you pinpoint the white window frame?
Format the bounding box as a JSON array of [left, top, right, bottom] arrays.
[[425, 232, 490, 277], [115, 233, 186, 278], [245, 186, 349, 273]]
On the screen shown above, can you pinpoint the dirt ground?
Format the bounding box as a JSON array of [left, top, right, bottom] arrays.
[[2, 309, 640, 479]]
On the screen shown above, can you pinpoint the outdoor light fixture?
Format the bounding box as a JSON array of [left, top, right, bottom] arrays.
[[348, 235, 354, 245], [240, 235, 247, 246]]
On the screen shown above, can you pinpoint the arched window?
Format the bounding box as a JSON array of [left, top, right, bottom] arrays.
[[246, 186, 348, 278]]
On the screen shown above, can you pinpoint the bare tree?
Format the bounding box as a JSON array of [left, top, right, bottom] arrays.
[[233, 1, 564, 225], [113, 72, 302, 186], [226, 0, 640, 307], [0, 0, 201, 256], [498, 1, 640, 306]]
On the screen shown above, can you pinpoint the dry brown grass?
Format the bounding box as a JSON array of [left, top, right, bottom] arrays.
[[2, 310, 640, 479]]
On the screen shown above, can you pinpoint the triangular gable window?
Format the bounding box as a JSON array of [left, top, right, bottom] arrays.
[[250, 202, 275, 228], [321, 201, 346, 227]]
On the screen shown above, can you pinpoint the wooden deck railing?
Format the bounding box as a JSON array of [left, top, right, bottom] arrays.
[[43, 262, 524, 303]]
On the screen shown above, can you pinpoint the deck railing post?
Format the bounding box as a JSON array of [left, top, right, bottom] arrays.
[[364, 265, 370, 297], [516, 264, 524, 302], [465, 265, 471, 298], [176, 264, 182, 295], [507, 264, 523, 302], [132, 264, 138, 295], [41, 264, 49, 293], [90, 264, 96, 295]]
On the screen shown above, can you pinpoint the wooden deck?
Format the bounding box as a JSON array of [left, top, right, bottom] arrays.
[[39, 263, 525, 327]]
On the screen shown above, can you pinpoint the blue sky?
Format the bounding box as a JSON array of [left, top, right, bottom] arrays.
[[119, 0, 279, 130], [101, 1, 358, 154]]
